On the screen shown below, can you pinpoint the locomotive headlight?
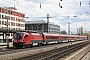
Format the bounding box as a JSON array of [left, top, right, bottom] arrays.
[[14, 40, 17, 42], [22, 40, 24, 42]]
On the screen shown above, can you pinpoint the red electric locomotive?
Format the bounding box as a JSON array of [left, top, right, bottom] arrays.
[[13, 32, 43, 48]]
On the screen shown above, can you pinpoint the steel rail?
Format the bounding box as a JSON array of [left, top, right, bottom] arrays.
[[15, 41, 89, 60]]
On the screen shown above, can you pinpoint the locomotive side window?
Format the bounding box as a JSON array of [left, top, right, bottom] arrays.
[[24, 35, 29, 38]]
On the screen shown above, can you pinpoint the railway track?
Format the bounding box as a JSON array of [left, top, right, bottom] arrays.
[[0, 48, 26, 55], [14, 41, 89, 60], [79, 49, 90, 60], [0, 44, 60, 55], [0, 41, 83, 55]]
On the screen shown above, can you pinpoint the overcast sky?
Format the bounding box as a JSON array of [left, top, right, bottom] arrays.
[[0, 0, 90, 34]]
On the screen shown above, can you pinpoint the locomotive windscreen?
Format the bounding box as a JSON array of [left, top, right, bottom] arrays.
[[15, 33, 22, 39]]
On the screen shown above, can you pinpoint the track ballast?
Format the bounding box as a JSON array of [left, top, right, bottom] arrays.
[[14, 41, 89, 60]]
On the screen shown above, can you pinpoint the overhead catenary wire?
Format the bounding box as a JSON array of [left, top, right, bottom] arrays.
[[44, 0, 63, 8], [2, 0, 46, 15], [2, 0, 48, 20], [38, 0, 63, 18], [43, 0, 89, 16], [2, 0, 89, 19], [73, 0, 89, 15], [3, 0, 63, 16], [3, 0, 62, 20]]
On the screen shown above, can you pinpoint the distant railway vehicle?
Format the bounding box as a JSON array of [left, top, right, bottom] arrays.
[[13, 32, 87, 48]]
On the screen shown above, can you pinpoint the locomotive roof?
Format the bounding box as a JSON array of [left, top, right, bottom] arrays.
[[30, 33, 41, 35], [16, 32, 41, 36]]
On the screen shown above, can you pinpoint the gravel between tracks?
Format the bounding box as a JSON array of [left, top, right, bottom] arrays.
[[0, 47, 56, 60], [64, 43, 90, 60], [0, 40, 88, 60]]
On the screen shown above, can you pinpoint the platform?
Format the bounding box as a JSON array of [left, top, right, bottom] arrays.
[[64, 41, 90, 60], [0, 43, 13, 48], [81, 49, 90, 60]]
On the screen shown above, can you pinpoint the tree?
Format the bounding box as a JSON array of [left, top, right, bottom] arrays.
[[61, 30, 67, 34], [87, 31, 90, 39]]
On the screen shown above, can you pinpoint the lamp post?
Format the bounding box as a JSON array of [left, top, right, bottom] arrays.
[[47, 14, 49, 33], [40, 14, 52, 33], [31, 25, 33, 31], [6, 17, 9, 48], [47, 14, 52, 33], [35, 25, 38, 32], [62, 15, 77, 35], [42, 24, 44, 33], [68, 22, 70, 35]]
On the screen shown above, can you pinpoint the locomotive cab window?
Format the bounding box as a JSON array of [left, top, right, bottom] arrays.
[[15, 33, 22, 39]]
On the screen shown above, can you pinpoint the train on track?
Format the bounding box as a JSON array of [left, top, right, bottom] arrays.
[[13, 31, 87, 48]]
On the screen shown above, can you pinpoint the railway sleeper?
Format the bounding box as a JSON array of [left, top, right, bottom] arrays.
[[40, 42, 89, 60]]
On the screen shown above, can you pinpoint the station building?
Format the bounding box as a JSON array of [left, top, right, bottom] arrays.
[[0, 7, 25, 43], [25, 20, 60, 34]]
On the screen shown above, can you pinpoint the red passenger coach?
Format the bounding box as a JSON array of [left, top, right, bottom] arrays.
[[43, 33, 60, 44], [80, 36, 87, 40], [60, 35, 70, 42], [69, 35, 76, 41]]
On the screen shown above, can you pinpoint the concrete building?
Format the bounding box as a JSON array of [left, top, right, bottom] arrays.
[[0, 7, 25, 30], [25, 20, 60, 34], [0, 7, 25, 43], [77, 26, 83, 35]]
